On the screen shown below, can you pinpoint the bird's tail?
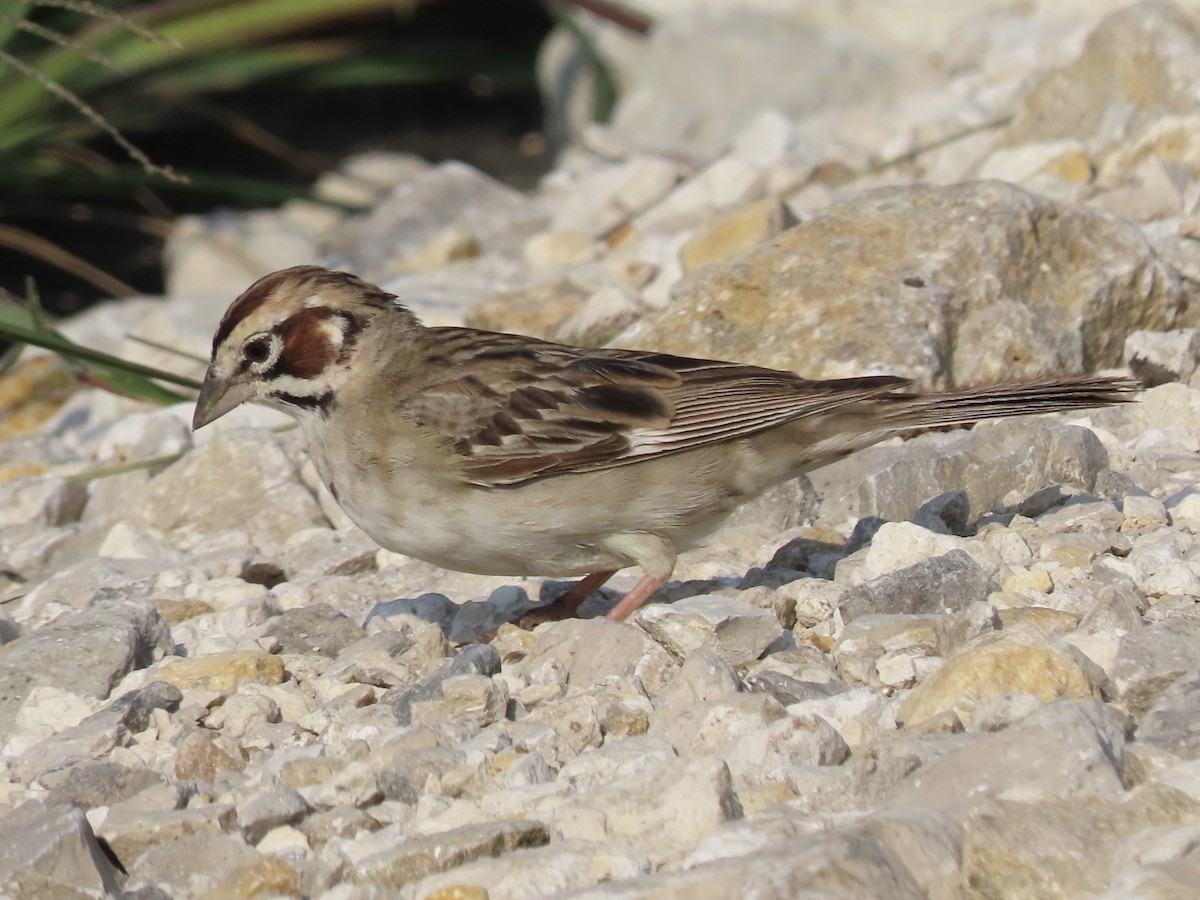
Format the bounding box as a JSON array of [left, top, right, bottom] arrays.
[[875, 374, 1143, 431]]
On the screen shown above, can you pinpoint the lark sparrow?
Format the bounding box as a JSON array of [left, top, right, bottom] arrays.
[[193, 266, 1140, 622]]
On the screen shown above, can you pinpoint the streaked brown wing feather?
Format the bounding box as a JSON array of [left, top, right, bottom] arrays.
[[404, 328, 910, 487]]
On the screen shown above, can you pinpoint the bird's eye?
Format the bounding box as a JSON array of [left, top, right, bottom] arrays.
[[243, 337, 273, 365]]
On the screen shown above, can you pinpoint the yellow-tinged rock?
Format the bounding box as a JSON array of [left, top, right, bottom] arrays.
[[205, 856, 302, 899], [400, 224, 480, 273], [1002, 569, 1053, 594], [1043, 149, 1093, 183], [737, 781, 799, 814], [465, 280, 589, 339], [802, 632, 837, 653], [524, 230, 596, 268], [897, 633, 1101, 730], [986, 590, 1027, 610], [158, 650, 284, 692], [1041, 543, 1095, 569], [174, 729, 247, 781], [679, 198, 790, 274], [153, 598, 216, 627], [602, 705, 650, 738], [423, 887, 489, 900], [997, 606, 1080, 635], [0, 356, 79, 453]]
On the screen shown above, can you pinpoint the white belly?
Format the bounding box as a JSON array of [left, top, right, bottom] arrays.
[[302, 415, 779, 579]]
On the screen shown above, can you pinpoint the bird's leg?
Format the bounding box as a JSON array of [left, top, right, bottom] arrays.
[[510, 535, 676, 629], [512, 569, 618, 629], [605, 571, 671, 621], [602, 533, 676, 621], [548, 569, 619, 617]]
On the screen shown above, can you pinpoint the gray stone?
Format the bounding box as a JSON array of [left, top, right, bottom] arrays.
[[745, 668, 848, 707], [1006, 1, 1200, 153], [963, 784, 1200, 899], [803, 731, 981, 816], [831, 614, 941, 691], [100, 802, 235, 870], [407, 838, 651, 900], [649, 647, 743, 751], [890, 701, 1131, 822], [1103, 830, 1200, 899], [611, 11, 911, 155], [280, 529, 379, 582], [325, 161, 547, 283], [838, 550, 993, 623], [299, 805, 380, 847], [367, 734, 468, 799], [320, 630, 425, 689], [172, 727, 248, 782], [0, 433, 81, 475], [447, 585, 534, 644], [235, 784, 311, 844], [555, 755, 743, 866], [1125, 328, 1200, 386], [349, 819, 549, 888], [300, 760, 385, 810], [765, 535, 846, 574], [43, 761, 166, 810], [263, 603, 367, 658], [634, 593, 784, 665], [813, 419, 1113, 527], [913, 489, 971, 535], [0, 802, 125, 898], [133, 428, 327, 544], [653, 656, 847, 787], [0, 522, 81, 591], [166, 207, 320, 300], [513, 617, 677, 697], [409, 673, 508, 728], [0, 475, 87, 528], [1125, 538, 1200, 598], [365, 592, 457, 633], [121, 833, 274, 897], [1113, 615, 1200, 716], [11, 554, 171, 624], [558, 735, 678, 793], [498, 749, 558, 788], [381, 643, 501, 725], [0, 607, 17, 646], [568, 804, 956, 899], [0, 599, 172, 732], [549, 157, 682, 239], [1137, 671, 1200, 759]]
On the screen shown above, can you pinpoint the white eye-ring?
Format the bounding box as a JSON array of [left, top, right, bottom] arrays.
[[242, 333, 277, 371]]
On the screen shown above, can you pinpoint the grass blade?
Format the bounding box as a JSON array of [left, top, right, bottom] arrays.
[[0, 293, 200, 405]]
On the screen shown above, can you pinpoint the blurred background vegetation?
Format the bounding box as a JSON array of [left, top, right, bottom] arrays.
[[0, 0, 560, 317]]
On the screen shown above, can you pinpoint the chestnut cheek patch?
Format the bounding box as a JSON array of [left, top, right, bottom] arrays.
[[275, 307, 343, 379]]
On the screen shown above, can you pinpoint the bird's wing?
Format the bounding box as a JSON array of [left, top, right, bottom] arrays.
[[402, 328, 909, 487]]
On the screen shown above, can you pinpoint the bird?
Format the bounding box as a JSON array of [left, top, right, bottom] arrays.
[[192, 265, 1141, 623]]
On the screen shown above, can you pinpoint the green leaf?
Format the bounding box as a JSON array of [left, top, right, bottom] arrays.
[[0, 293, 200, 405]]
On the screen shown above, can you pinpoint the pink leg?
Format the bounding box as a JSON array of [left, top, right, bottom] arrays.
[[605, 571, 670, 621]]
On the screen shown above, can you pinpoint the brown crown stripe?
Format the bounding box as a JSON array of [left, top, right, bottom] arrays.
[[213, 266, 401, 353], [213, 269, 293, 350]]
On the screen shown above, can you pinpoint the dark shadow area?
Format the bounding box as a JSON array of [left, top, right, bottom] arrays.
[[0, 0, 554, 316]]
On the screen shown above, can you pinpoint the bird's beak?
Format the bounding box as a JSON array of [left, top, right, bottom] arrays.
[[192, 370, 255, 430]]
